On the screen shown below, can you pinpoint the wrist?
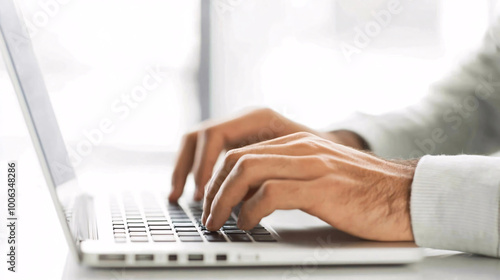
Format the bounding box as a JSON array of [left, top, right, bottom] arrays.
[[391, 160, 418, 241]]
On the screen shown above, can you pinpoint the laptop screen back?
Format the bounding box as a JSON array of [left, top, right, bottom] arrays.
[[0, 0, 81, 258], [0, 0, 76, 185]]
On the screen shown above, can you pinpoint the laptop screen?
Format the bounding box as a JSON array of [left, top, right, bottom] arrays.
[[0, 0, 76, 186]]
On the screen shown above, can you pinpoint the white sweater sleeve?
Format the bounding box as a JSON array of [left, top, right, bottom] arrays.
[[327, 21, 500, 257], [411, 155, 500, 257]]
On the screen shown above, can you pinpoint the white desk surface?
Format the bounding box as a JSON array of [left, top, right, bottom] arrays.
[[1, 141, 499, 280]]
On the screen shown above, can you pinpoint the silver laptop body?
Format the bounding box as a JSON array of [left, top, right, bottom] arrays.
[[0, 0, 423, 267]]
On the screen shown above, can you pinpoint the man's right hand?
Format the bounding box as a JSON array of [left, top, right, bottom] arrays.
[[168, 108, 366, 202]]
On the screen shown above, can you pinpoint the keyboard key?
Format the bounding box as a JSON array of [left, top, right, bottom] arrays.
[[205, 235, 226, 242], [202, 230, 220, 235], [114, 233, 127, 238], [147, 222, 170, 226], [152, 235, 176, 242], [173, 222, 194, 227], [170, 216, 189, 220], [179, 236, 203, 242], [147, 219, 169, 223], [129, 232, 148, 236], [204, 232, 226, 242], [126, 215, 142, 218], [149, 226, 171, 230], [126, 217, 143, 220], [113, 225, 125, 229], [222, 225, 240, 230], [130, 236, 149, 242], [150, 230, 174, 235], [128, 228, 147, 232], [249, 229, 270, 235], [144, 211, 165, 215], [171, 218, 192, 223], [128, 225, 146, 228], [205, 235, 227, 242], [227, 234, 251, 242], [223, 229, 246, 234], [113, 229, 126, 234], [177, 232, 201, 236], [114, 238, 127, 243], [253, 235, 277, 242], [146, 215, 167, 219], [128, 222, 145, 225], [175, 227, 198, 232], [176, 227, 198, 232]]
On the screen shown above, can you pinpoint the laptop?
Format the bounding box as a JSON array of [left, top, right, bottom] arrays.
[[0, 0, 423, 267]]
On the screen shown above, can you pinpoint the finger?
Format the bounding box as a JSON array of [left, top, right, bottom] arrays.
[[192, 128, 225, 201], [201, 141, 319, 224], [205, 155, 326, 230], [169, 132, 197, 202], [237, 179, 311, 230]]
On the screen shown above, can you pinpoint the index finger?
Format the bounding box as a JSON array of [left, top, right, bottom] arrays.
[[205, 155, 322, 230], [169, 132, 197, 202]]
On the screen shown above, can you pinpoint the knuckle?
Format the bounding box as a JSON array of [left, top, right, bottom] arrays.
[[261, 181, 279, 200], [234, 154, 256, 175], [289, 131, 316, 140], [224, 149, 242, 168], [238, 154, 254, 167], [292, 140, 310, 150], [315, 155, 335, 171], [297, 138, 324, 150]]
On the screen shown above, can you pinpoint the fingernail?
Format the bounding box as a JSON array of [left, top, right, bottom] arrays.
[[206, 214, 213, 228], [201, 213, 207, 225]]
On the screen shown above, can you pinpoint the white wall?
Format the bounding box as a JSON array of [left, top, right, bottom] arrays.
[[0, 0, 201, 153], [210, 0, 496, 130]]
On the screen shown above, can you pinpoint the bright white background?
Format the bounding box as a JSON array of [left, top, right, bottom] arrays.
[[211, 0, 498, 129], [0, 0, 499, 157]]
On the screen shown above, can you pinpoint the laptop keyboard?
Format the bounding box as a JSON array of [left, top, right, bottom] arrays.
[[110, 193, 277, 243]]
